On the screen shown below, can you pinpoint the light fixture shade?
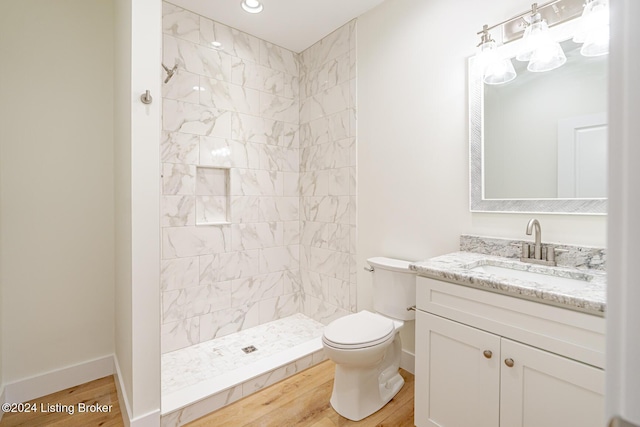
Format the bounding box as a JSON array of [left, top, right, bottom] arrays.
[[484, 58, 517, 85], [527, 40, 567, 72], [573, 0, 609, 44], [516, 25, 534, 61], [475, 40, 496, 72], [517, 19, 567, 73], [576, 0, 610, 56], [516, 19, 554, 62], [477, 40, 517, 85], [581, 25, 609, 56]]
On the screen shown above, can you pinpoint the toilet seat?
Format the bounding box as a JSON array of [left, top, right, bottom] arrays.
[[323, 311, 395, 350]]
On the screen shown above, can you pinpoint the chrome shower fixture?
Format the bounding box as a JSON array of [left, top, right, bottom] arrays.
[[162, 63, 178, 84]]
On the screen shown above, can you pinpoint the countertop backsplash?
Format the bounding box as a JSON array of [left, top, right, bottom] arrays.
[[460, 234, 606, 271]]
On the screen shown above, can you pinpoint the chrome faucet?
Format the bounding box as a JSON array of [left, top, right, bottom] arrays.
[[526, 218, 542, 260], [521, 218, 556, 266]]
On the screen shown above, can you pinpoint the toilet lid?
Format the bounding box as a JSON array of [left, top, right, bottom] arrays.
[[323, 311, 395, 348]]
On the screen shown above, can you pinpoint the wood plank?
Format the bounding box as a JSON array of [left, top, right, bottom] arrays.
[[309, 418, 337, 427], [302, 367, 415, 427], [0, 359, 415, 427], [185, 360, 415, 427], [376, 398, 415, 427], [0, 376, 123, 427], [185, 362, 336, 427], [247, 378, 334, 426]]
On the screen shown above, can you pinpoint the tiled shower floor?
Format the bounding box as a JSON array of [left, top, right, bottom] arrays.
[[161, 313, 326, 421]]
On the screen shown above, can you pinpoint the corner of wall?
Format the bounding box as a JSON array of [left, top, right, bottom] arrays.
[[400, 349, 415, 375], [114, 353, 161, 427], [113, 354, 133, 427], [298, 19, 358, 324]]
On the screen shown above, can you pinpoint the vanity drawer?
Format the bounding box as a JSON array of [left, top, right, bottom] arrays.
[[416, 276, 605, 368]]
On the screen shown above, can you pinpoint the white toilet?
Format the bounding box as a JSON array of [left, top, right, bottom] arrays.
[[322, 257, 416, 421]]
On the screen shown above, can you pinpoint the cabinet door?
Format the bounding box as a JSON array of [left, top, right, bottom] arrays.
[[500, 338, 605, 427], [415, 311, 501, 427]]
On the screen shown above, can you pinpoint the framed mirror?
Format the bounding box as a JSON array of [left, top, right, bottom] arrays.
[[469, 21, 608, 214]]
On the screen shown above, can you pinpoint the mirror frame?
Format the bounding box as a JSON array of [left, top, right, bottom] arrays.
[[468, 22, 607, 215]]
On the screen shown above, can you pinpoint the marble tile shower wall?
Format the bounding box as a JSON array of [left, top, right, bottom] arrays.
[[160, 2, 302, 354], [298, 22, 357, 323]]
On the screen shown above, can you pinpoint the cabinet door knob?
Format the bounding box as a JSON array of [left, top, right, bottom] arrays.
[[483, 350, 493, 359], [504, 358, 515, 367]]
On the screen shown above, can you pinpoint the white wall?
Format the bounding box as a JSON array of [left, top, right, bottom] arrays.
[[0, 0, 115, 384], [606, 0, 640, 424], [114, 0, 134, 415], [130, 0, 162, 416], [114, 0, 162, 422], [357, 0, 607, 354]]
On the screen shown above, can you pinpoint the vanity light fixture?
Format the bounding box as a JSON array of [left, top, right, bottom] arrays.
[[517, 4, 567, 72], [473, 0, 609, 85], [476, 25, 517, 85], [241, 0, 263, 14], [574, 0, 609, 56]]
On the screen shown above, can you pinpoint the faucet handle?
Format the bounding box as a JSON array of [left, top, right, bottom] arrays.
[[521, 242, 530, 259], [546, 246, 567, 264], [546, 245, 555, 263]]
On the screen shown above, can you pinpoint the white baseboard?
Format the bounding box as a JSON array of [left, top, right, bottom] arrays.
[[401, 349, 415, 375], [2, 355, 159, 427], [113, 354, 160, 427], [4, 355, 114, 404], [114, 355, 132, 427], [131, 410, 161, 427]]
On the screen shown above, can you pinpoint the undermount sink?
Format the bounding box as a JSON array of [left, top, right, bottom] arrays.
[[469, 263, 592, 290]]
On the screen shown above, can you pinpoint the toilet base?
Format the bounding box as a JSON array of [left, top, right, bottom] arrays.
[[330, 367, 404, 421], [328, 334, 404, 421]]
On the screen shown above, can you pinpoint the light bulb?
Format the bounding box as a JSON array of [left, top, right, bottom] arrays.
[[516, 24, 536, 61]]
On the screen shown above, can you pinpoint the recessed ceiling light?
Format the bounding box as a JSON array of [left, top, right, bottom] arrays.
[[211, 41, 223, 50], [241, 0, 263, 14]]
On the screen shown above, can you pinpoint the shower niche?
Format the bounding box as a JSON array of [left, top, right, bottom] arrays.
[[195, 166, 230, 225]]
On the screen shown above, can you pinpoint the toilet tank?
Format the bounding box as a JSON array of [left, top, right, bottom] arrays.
[[367, 257, 416, 321]]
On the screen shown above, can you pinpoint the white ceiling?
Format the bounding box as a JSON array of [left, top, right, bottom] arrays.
[[167, 0, 386, 53]]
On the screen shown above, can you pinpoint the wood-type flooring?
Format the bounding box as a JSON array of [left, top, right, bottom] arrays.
[[0, 360, 415, 427]]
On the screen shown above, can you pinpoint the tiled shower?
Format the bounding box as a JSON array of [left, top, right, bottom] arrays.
[[159, 0, 357, 409]]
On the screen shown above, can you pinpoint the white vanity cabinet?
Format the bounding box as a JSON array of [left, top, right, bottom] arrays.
[[499, 338, 604, 427], [415, 276, 605, 427]]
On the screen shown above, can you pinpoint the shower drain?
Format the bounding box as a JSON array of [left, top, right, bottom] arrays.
[[241, 345, 257, 354]]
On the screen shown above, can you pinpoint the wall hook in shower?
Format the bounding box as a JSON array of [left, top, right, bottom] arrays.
[[162, 62, 178, 84], [140, 90, 153, 104]]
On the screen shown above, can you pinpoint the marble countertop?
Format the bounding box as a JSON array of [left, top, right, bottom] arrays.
[[410, 252, 606, 316]]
